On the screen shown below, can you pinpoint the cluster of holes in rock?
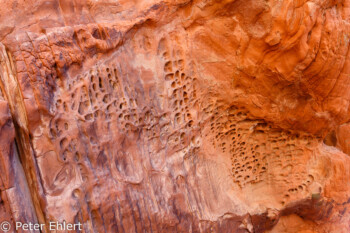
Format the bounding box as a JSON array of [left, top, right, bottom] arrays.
[[162, 48, 197, 130], [49, 42, 201, 174], [204, 105, 268, 187], [204, 103, 318, 203], [155, 43, 200, 152], [48, 63, 167, 190], [49, 55, 320, 208]]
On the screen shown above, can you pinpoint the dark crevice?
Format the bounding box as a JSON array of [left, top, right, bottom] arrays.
[[0, 43, 49, 232]]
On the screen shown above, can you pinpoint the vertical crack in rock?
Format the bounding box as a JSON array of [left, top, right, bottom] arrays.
[[0, 43, 48, 232], [0, 0, 349, 232]]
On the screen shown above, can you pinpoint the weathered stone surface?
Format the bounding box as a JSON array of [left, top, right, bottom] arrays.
[[0, 0, 349, 232], [0, 92, 38, 233], [337, 123, 350, 155]]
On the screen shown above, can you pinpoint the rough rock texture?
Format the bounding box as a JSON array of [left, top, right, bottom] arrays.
[[0, 0, 350, 232], [0, 89, 38, 232]]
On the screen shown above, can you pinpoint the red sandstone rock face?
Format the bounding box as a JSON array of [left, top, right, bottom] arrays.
[[337, 123, 350, 155], [0, 92, 38, 233], [0, 0, 349, 232]]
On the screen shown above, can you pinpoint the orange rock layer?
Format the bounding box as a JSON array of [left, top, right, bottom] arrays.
[[0, 0, 349, 232]]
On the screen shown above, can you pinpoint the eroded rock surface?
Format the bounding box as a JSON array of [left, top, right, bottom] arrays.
[[0, 0, 349, 232], [0, 91, 38, 233]]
